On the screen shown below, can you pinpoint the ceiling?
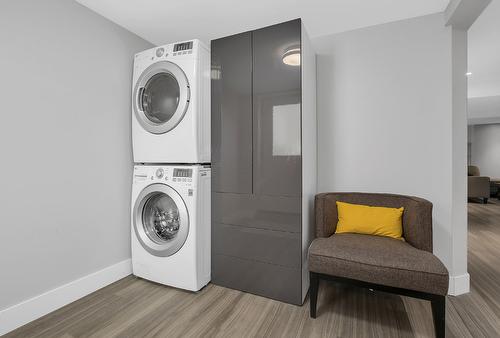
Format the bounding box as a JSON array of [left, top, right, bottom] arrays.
[[75, 0, 448, 45], [468, 0, 500, 98]]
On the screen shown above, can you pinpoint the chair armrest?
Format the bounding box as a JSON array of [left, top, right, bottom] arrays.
[[315, 193, 333, 238]]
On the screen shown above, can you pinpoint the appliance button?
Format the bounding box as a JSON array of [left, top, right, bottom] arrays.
[[155, 168, 164, 178], [156, 48, 165, 57]]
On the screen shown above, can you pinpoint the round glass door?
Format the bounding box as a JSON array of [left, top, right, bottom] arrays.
[[133, 61, 190, 134], [142, 192, 180, 242], [133, 184, 189, 257], [142, 73, 180, 125]]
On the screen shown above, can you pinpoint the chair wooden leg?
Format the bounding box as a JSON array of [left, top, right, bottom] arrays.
[[431, 295, 446, 338], [309, 272, 319, 318]]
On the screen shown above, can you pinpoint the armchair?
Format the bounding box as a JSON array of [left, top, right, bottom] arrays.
[[468, 165, 490, 203], [308, 193, 449, 338]]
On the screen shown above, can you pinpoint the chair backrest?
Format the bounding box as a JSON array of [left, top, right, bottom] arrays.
[[468, 165, 480, 176], [315, 192, 433, 252]]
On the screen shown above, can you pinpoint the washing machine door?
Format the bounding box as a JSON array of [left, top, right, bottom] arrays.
[[133, 61, 190, 134], [133, 183, 189, 257]]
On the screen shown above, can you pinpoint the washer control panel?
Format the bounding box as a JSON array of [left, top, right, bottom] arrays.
[[173, 168, 192, 178], [134, 166, 196, 186], [172, 168, 193, 183]]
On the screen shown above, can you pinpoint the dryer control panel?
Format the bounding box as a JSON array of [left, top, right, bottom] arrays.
[[173, 41, 193, 52]]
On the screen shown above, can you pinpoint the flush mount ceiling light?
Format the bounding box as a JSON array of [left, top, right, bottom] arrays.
[[282, 47, 301, 66]]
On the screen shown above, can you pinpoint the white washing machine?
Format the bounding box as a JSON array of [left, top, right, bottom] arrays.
[[132, 40, 210, 164], [131, 164, 211, 291]]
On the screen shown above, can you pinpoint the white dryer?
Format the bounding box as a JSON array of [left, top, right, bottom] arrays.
[[132, 40, 210, 164], [131, 164, 211, 291]]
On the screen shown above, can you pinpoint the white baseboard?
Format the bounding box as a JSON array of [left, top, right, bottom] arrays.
[[448, 273, 470, 296], [0, 259, 132, 336]]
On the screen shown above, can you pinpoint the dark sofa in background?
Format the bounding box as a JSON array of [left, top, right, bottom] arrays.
[[468, 165, 490, 203]]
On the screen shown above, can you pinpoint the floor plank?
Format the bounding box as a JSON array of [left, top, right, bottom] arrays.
[[5, 200, 500, 337]]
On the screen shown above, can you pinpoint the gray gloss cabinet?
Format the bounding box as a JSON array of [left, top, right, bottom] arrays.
[[211, 32, 253, 194], [252, 20, 302, 198], [211, 19, 317, 305]]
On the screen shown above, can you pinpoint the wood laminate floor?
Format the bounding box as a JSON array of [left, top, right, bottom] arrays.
[[5, 200, 500, 338]]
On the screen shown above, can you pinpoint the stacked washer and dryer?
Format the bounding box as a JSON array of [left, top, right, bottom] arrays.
[[131, 40, 211, 291]]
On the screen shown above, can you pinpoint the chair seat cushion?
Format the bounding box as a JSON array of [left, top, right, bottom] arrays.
[[308, 233, 449, 295]]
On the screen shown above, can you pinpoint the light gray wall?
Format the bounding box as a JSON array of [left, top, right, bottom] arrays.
[[450, 26, 469, 294], [0, 0, 152, 310], [471, 124, 500, 179], [468, 95, 500, 125], [313, 14, 467, 290]]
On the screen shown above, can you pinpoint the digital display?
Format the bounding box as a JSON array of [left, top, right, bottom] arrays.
[[173, 41, 193, 52], [173, 168, 193, 178]]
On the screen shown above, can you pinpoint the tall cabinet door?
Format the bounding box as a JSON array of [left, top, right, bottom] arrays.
[[211, 20, 304, 305], [211, 32, 253, 194], [252, 20, 302, 197]]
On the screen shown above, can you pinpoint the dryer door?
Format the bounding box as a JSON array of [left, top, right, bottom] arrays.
[[133, 61, 190, 134], [133, 183, 189, 257]]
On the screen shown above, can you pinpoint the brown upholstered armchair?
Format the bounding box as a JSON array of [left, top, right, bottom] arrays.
[[308, 193, 449, 338], [468, 165, 490, 203]]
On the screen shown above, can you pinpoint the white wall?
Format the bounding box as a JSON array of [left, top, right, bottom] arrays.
[[313, 13, 468, 294], [450, 26, 469, 295], [467, 0, 500, 99], [0, 0, 152, 315], [471, 124, 500, 178], [468, 95, 500, 125]]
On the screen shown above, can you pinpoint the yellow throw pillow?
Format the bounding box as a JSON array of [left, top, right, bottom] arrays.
[[335, 201, 404, 239]]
